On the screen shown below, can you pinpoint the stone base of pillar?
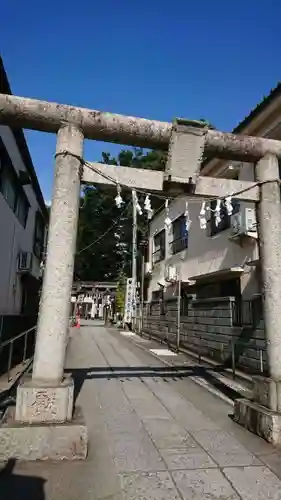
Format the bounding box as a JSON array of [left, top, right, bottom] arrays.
[[15, 375, 74, 424], [0, 374, 88, 461], [234, 398, 281, 446], [234, 376, 281, 446], [0, 406, 87, 461], [252, 375, 281, 411]]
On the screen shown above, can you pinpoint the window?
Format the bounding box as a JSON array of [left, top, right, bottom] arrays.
[[16, 191, 29, 227], [208, 198, 240, 236], [0, 139, 30, 227], [0, 163, 17, 211], [171, 215, 188, 254], [33, 211, 45, 259], [153, 230, 165, 264]]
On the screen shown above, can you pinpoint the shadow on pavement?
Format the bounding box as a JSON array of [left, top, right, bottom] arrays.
[[66, 364, 243, 405], [0, 459, 46, 500]]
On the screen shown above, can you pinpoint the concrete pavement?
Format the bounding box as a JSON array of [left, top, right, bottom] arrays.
[[1, 321, 281, 499]]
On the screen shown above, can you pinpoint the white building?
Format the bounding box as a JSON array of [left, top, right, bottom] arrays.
[[0, 58, 48, 317], [147, 84, 281, 303]]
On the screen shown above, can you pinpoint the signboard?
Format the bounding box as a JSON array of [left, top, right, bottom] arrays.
[[124, 278, 135, 324]]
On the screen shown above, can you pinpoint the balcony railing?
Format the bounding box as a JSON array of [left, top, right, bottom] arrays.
[[152, 248, 165, 264], [170, 235, 188, 255]]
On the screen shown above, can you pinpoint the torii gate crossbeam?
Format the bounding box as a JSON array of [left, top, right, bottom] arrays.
[[1, 93, 281, 160]]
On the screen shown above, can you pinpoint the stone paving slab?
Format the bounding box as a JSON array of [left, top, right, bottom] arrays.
[[142, 418, 198, 450], [3, 323, 281, 499], [119, 471, 180, 500], [109, 429, 166, 473], [192, 429, 262, 467], [145, 378, 220, 431], [172, 468, 239, 499], [160, 448, 217, 470], [224, 466, 281, 499]]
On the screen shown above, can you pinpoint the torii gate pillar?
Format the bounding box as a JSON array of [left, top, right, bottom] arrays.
[[9, 124, 88, 460], [234, 154, 281, 445]]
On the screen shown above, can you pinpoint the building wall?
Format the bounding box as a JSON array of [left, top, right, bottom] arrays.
[[147, 102, 281, 301], [148, 189, 258, 300], [143, 297, 267, 374], [0, 125, 44, 315]]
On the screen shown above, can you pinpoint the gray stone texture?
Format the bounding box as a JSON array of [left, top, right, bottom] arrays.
[[191, 429, 261, 467], [120, 471, 179, 500], [32, 123, 84, 383], [253, 375, 281, 411], [255, 154, 281, 380], [109, 430, 165, 473], [224, 466, 281, 499], [3, 323, 281, 499], [160, 448, 216, 470], [172, 469, 239, 499], [15, 376, 74, 423], [0, 407, 87, 461], [234, 397, 281, 446], [165, 120, 207, 181]]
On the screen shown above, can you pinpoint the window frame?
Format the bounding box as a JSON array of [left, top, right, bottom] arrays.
[[0, 139, 30, 227], [171, 214, 188, 254], [153, 229, 165, 264], [16, 188, 30, 228], [33, 210, 45, 260]]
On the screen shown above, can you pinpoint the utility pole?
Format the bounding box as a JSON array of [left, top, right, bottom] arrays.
[[132, 189, 137, 329], [140, 251, 145, 334]]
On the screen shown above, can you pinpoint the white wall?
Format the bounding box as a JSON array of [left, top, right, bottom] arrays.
[[0, 125, 44, 315], [148, 163, 259, 300]]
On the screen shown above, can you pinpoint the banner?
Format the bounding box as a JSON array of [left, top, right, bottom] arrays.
[[123, 278, 135, 323]]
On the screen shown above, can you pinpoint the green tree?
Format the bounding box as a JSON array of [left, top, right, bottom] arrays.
[[75, 149, 166, 282]]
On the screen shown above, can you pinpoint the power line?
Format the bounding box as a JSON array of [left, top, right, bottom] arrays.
[[77, 201, 132, 254], [56, 151, 281, 252]]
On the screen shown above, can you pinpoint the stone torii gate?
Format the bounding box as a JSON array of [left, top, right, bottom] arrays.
[[0, 94, 281, 460]]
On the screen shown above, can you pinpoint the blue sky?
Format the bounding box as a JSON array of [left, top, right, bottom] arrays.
[[1, 0, 281, 201]]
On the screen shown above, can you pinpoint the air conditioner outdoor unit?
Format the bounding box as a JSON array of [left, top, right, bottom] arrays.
[[17, 251, 33, 273], [230, 207, 257, 238], [165, 265, 177, 282]]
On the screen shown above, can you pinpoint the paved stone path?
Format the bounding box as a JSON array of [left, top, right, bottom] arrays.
[[1, 322, 281, 499]]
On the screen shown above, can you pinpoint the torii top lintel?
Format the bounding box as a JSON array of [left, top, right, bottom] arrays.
[[1, 93, 281, 162]]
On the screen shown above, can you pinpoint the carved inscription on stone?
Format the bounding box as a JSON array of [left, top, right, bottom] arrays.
[[31, 389, 57, 420]]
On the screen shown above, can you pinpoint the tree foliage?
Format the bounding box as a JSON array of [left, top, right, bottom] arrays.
[[75, 148, 166, 282]]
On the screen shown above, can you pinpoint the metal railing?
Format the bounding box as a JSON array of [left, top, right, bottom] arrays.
[[181, 335, 267, 379], [231, 296, 263, 327], [170, 235, 188, 255], [0, 326, 36, 381]]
